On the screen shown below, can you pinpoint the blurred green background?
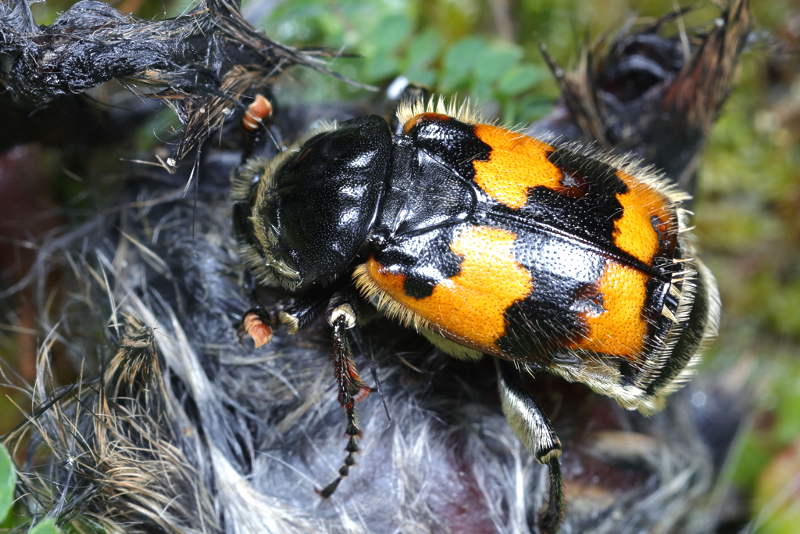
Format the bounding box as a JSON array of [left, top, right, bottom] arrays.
[[3, 0, 799, 532]]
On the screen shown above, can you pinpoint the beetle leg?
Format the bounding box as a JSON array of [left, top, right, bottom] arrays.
[[496, 360, 564, 533], [388, 79, 432, 133], [540, 458, 564, 534], [317, 302, 372, 498], [237, 305, 274, 347], [240, 93, 276, 163], [240, 308, 273, 347], [273, 292, 329, 334], [238, 289, 332, 347]]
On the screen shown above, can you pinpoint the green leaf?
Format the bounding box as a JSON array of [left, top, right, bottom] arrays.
[[29, 519, 62, 534], [471, 44, 522, 84], [0, 444, 15, 523], [403, 29, 442, 69], [517, 95, 557, 123], [497, 65, 544, 96], [440, 36, 487, 90], [403, 66, 436, 88], [361, 54, 401, 82], [370, 14, 413, 53], [469, 81, 493, 104]]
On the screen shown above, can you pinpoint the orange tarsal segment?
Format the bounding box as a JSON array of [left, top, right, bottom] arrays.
[[243, 312, 272, 348], [367, 226, 531, 353], [472, 124, 563, 209], [570, 262, 648, 359], [613, 170, 673, 265], [242, 94, 273, 132], [403, 112, 450, 133]]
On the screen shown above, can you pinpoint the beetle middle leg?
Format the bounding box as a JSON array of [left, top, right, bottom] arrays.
[[496, 360, 564, 533], [318, 301, 372, 497], [239, 93, 275, 163]]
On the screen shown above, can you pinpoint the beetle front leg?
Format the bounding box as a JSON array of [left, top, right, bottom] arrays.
[[496, 360, 564, 533], [238, 290, 330, 348]]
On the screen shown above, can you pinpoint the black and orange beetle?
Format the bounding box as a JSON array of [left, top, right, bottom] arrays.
[[232, 97, 720, 532]]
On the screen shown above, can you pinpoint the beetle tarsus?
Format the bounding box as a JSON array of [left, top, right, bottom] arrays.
[[538, 458, 565, 534], [238, 307, 273, 348]]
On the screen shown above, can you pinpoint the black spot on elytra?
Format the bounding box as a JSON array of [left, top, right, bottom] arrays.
[[403, 277, 437, 299], [504, 148, 630, 253], [500, 297, 584, 360], [547, 148, 627, 190], [496, 233, 606, 361], [650, 214, 678, 256]]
